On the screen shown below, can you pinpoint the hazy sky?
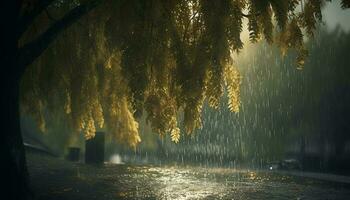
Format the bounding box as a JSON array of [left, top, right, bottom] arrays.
[[323, 1, 350, 32]]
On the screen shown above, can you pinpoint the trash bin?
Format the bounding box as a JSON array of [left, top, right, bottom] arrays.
[[85, 132, 105, 164], [67, 147, 80, 162]]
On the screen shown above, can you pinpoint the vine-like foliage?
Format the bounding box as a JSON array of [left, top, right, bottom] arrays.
[[19, 0, 348, 147]]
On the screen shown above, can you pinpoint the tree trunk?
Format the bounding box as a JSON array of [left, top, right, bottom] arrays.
[[0, 0, 104, 199], [1, 1, 32, 199], [1, 76, 32, 200]]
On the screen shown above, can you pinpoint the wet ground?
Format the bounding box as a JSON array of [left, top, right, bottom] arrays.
[[27, 152, 350, 200]]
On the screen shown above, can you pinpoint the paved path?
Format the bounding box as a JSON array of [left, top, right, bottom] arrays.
[[275, 170, 350, 184]]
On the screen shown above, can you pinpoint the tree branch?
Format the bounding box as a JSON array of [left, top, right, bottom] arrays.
[[17, 0, 56, 39], [18, 0, 102, 70], [241, 11, 260, 18], [45, 8, 58, 21]]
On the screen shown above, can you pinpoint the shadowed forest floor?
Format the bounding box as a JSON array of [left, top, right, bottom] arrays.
[[27, 152, 350, 200]]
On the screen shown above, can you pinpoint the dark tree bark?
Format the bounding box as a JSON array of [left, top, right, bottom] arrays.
[[2, 71, 32, 200], [0, 1, 102, 199], [1, 1, 32, 199]]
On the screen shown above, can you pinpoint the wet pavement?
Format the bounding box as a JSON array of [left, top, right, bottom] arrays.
[[27, 153, 350, 200]]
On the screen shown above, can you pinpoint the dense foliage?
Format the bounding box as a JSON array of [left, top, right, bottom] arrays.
[[19, 0, 349, 148], [151, 27, 350, 167]]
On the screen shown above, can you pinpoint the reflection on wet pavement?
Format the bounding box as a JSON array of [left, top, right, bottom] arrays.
[[28, 153, 350, 200]]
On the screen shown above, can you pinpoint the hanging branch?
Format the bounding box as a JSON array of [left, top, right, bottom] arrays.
[[17, 0, 56, 39], [18, 0, 103, 73]]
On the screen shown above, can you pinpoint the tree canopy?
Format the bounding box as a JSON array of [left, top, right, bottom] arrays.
[[19, 0, 350, 148], [159, 27, 350, 164]]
